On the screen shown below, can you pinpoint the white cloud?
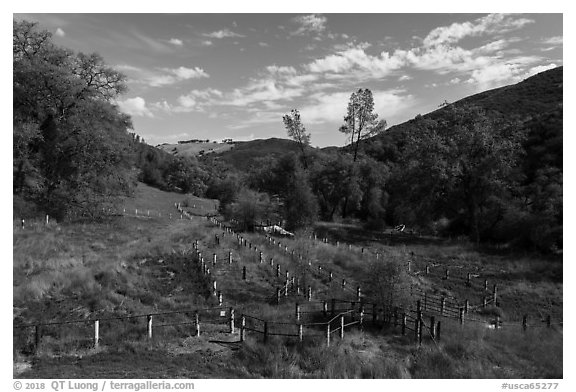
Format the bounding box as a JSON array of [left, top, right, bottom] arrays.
[[542, 36, 563, 46], [168, 66, 209, 80], [398, 75, 413, 81], [202, 40, 213, 46], [169, 38, 183, 46], [523, 63, 558, 79], [258, 42, 269, 47], [423, 14, 534, 47], [203, 29, 244, 39], [291, 14, 327, 35], [299, 90, 414, 125], [55, 28, 65, 37], [307, 45, 405, 79], [143, 66, 210, 87], [117, 97, 153, 118], [466, 63, 523, 90]]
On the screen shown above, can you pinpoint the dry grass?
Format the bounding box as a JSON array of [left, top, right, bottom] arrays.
[[14, 186, 563, 379]]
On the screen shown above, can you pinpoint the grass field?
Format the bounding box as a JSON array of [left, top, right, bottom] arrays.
[[13, 183, 563, 378]]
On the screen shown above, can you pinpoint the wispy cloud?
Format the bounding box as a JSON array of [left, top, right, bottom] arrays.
[[291, 14, 327, 36], [423, 13, 534, 47], [168, 38, 183, 46], [55, 27, 65, 37], [116, 64, 209, 87], [203, 29, 244, 39]]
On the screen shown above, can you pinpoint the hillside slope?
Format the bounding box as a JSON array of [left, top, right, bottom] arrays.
[[200, 137, 311, 171], [157, 141, 235, 158], [360, 66, 563, 164]]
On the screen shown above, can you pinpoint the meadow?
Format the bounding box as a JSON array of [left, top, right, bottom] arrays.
[[13, 184, 563, 378]]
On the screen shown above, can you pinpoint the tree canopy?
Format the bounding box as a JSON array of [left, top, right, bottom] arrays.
[[13, 20, 135, 219]]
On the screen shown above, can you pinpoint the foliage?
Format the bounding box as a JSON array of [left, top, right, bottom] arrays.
[[283, 109, 311, 168], [339, 88, 386, 162], [392, 104, 525, 243], [13, 20, 134, 219], [225, 188, 278, 231]]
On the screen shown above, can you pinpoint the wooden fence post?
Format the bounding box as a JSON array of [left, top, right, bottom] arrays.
[[323, 301, 328, 317], [94, 320, 99, 349], [418, 318, 423, 345], [495, 315, 500, 330], [298, 324, 303, 342], [522, 315, 527, 331], [326, 324, 331, 347], [259, 252, 263, 264], [483, 297, 487, 308], [356, 286, 362, 301], [340, 315, 345, 339], [240, 315, 246, 342], [242, 266, 246, 280], [401, 314, 406, 336], [34, 325, 41, 354], [229, 308, 235, 334], [295, 303, 301, 322], [425, 265, 430, 275], [195, 311, 200, 337], [464, 299, 469, 314], [147, 315, 153, 339], [359, 304, 364, 330], [21, 219, 25, 230], [493, 284, 498, 306], [276, 264, 280, 278], [407, 261, 411, 272], [307, 286, 312, 301], [440, 297, 446, 315], [269, 257, 274, 266], [430, 316, 436, 340], [218, 291, 223, 306], [213, 254, 217, 266], [459, 307, 464, 325], [466, 273, 471, 287], [436, 321, 441, 342], [212, 280, 217, 296], [341, 279, 346, 290], [414, 318, 420, 342], [328, 272, 333, 282], [484, 279, 488, 291], [445, 269, 449, 280], [276, 288, 281, 305]]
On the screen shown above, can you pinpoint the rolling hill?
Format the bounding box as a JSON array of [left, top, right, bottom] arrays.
[[156, 141, 235, 158], [200, 137, 312, 171]]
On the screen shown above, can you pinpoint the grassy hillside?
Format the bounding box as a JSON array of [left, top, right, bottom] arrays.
[[200, 137, 310, 171], [13, 184, 562, 378], [156, 141, 235, 158]]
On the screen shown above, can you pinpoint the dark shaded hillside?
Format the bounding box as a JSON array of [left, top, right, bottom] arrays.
[[362, 66, 563, 166], [200, 137, 311, 171], [457, 66, 562, 118]]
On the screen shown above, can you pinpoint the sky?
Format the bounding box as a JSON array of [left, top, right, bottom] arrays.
[[13, 12, 563, 147]]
